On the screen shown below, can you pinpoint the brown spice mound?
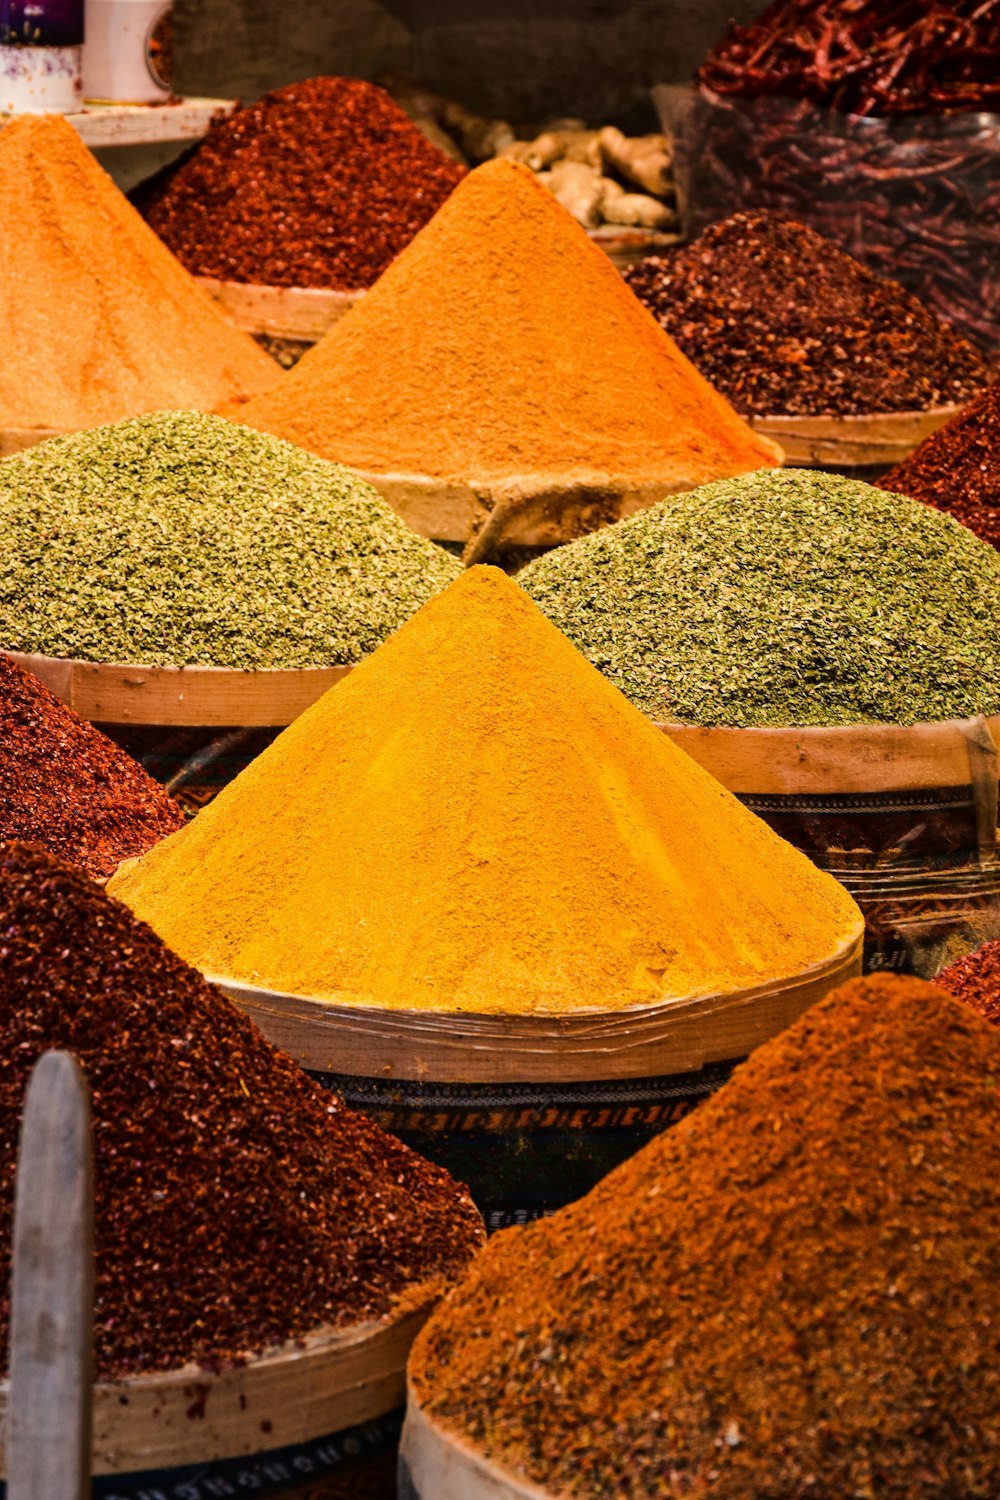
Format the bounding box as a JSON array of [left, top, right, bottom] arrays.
[[625, 210, 989, 418], [879, 381, 1000, 550], [412, 973, 1000, 1499], [0, 654, 184, 880], [135, 77, 465, 290], [936, 940, 1000, 1026], [0, 844, 484, 1378]]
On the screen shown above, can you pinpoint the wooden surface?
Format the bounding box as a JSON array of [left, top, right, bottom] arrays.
[[5, 650, 351, 727], [658, 715, 1000, 796], [197, 277, 365, 338], [401, 1388, 557, 1500], [0, 427, 67, 457], [0, 1302, 433, 1479], [211, 929, 862, 1085], [7, 1052, 93, 1500], [67, 98, 236, 146], [588, 225, 681, 270], [749, 405, 961, 466]]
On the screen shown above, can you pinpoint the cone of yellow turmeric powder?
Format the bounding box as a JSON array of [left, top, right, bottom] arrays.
[[0, 116, 278, 451], [108, 567, 861, 1224], [236, 158, 782, 554]]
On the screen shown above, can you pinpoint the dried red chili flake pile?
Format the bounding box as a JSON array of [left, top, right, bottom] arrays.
[[698, 0, 1000, 117], [936, 939, 1000, 1024], [0, 843, 484, 1378], [134, 76, 465, 289], [0, 653, 184, 880], [878, 380, 1000, 548], [412, 973, 1000, 1499], [625, 210, 989, 417]]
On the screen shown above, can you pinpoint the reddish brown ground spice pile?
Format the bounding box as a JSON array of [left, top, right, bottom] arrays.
[[135, 77, 464, 289], [412, 973, 1000, 1499], [879, 381, 1000, 549], [625, 210, 989, 417], [936, 940, 1000, 1025], [0, 844, 484, 1378], [0, 654, 184, 880]]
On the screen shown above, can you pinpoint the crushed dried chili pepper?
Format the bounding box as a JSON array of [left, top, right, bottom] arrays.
[[0, 844, 484, 1379], [412, 973, 1000, 1498], [878, 380, 1000, 548], [0, 653, 184, 880], [625, 210, 988, 417], [134, 77, 465, 290], [935, 938, 1000, 1024]]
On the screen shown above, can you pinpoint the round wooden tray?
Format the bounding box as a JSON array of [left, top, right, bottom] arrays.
[[748, 405, 961, 467], [351, 462, 781, 556], [587, 224, 681, 271], [400, 1385, 558, 1500], [196, 276, 365, 339], [5, 649, 350, 727], [0, 426, 68, 457], [0, 1302, 430, 1483], [209, 930, 862, 1087]]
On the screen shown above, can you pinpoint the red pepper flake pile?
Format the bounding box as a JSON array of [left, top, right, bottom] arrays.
[[412, 973, 1000, 1499], [878, 380, 1000, 549], [625, 211, 990, 417], [0, 653, 184, 880], [698, 0, 1000, 117], [0, 843, 484, 1378], [135, 76, 465, 290], [935, 939, 1000, 1025]]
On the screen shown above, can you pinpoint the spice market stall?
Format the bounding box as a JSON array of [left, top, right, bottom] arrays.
[[0, 843, 484, 1500], [520, 468, 1000, 975], [108, 568, 863, 1228]]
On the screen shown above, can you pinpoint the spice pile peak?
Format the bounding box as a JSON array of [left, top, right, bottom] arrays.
[[0, 114, 277, 434], [108, 566, 860, 1013], [0, 843, 484, 1379], [0, 654, 184, 879], [412, 972, 1000, 1499], [238, 158, 781, 488]]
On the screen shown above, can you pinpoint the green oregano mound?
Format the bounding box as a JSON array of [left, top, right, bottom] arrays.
[[520, 468, 1000, 727], [0, 411, 461, 668]]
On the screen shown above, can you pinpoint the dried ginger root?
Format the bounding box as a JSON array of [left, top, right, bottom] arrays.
[[600, 179, 677, 230], [545, 159, 605, 228], [598, 126, 673, 198]]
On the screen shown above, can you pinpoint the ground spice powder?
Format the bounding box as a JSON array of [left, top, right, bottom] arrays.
[[0, 655, 184, 880], [412, 973, 1000, 1499], [625, 210, 989, 418], [107, 567, 860, 1014], [238, 159, 781, 487], [878, 381, 1000, 550], [0, 411, 461, 668], [0, 116, 277, 434], [936, 940, 1000, 1026], [0, 843, 484, 1379], [135, 77, 465, 290], [520, 468, 1000, 727]]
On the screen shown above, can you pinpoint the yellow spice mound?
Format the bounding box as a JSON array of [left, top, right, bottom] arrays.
[[0, 116, 278, 432], [239, 158, 780, 487], [108, 568, 861, 1014]]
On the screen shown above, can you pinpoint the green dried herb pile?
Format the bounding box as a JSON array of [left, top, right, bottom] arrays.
[[519, 467, 1000, 727], [412, 973, 1000, 1499], [0, 843, 484, 1378], [0, 411, 461, 669]]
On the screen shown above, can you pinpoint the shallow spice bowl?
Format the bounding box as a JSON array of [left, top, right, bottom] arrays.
[[0, 1303, 434, 1499], [659, 715, 1000, 976], [195, 276, 366, 340], [4, 650, 351, 728], [748, 404, 962, 467], [400, 1383, 555, 1500], [209, 932, 861, 1227]]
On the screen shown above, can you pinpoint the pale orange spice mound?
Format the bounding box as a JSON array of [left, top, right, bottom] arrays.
[[239, 159, 781, 488], [0, 116, 278, 433]]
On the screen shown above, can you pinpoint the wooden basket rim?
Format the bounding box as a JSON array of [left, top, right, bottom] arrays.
[[748, 403, 961, 465], [195, 276, 366, 339], [402, 1385, 562, 1500]]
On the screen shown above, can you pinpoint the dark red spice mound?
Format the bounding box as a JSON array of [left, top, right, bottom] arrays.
[[413, 974, 1000, 1499], [935, 939, 1000, 1025], [698, 0, 1000, 117], [135, 76, 464, 289], [0, 653, 184, 879], [878, 381, 1000, 549], [625, 210, 989, 417], [0, 844, 484, 1378]]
